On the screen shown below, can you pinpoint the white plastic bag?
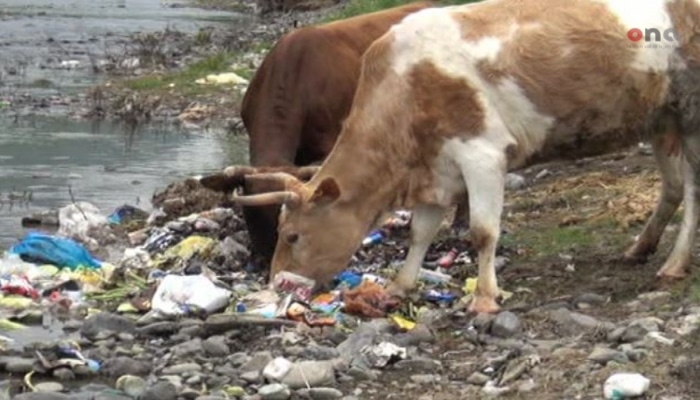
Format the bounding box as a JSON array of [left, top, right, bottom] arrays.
[[151, 274, 232, 316], [57, 202, 110, 248], [603, 373, 650, 399]]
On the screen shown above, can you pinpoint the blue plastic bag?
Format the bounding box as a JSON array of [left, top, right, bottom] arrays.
[[9, 231, 102, 270]]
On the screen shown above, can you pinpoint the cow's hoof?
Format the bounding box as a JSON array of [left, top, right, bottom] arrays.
[[385, 282, 411, 300], [656, 267, 687, 280], [622, 245, 652, 265], [467, 295, 501, 314]]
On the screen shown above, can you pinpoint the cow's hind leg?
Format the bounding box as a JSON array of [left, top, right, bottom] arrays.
[[656, 157, 698, 278], [624, 134, 684, 263], [387, 203, 446, 298]]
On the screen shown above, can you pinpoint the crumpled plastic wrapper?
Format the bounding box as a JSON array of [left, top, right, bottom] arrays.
[[361, 342, 407, 368]]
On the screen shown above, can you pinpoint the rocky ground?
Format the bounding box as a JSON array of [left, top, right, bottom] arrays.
[[2, 143, 700, 399]]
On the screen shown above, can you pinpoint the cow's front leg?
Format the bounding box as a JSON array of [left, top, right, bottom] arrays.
[[387, 203, 446, 298], [459, 148, 506, 313]]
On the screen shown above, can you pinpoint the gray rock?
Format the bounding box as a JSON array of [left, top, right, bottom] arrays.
[[282, 361, 336, 389], [392, 324, 435, 347], [622, 317, 663, 343], [141, 381, 178, 400], [490, 311, 521, 338], [296, 387, 344, 399], [228, 352, 251, 367], [80, 312, 136, 340], [93, 394, 133, 400], [241, 370, 263, 383], [52, 368, 75, 381], [34, 382, 64, 392], [505, 173, 526, 190], [241, 351, 274, 373], [162, 363, 202, 375], [336, 319, 393, 361], [573, 293, 609, 309], [173, 338, 204, 358], [410, 374, 440, 384], [115, 375, 147, 398], [259, 383, 291, 400], [12, 394, 70, 400], [587, 346, 629, 365], [346, 366, 378, 381], [303, 345, 340, 360], [549, 308, 613, 334], [101, 357, 151, 377], [466, 371, 490, 385], [394, 358, 442, 372], [2, 357, 35, 373], [195, 397, 227, 400], [203, 335, 230, 357], [471, 313, 496, 333]]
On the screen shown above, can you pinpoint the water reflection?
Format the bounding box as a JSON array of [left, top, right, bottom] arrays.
[[0, 115, 249, 249]]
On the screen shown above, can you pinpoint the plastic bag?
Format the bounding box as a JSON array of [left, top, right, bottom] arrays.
[[56, 202, 110, 247], [150, 274, 232, 316], [9, 231, 102, 270]]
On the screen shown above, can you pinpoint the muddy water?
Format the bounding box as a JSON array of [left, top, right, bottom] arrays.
[[0, 1, 253, 249]]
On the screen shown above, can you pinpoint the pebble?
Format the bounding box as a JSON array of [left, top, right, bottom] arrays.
[[282, 360, 336, 389], [202, 335, 230, 357], [101, 357, 152, 377], [34, 382, 64, 392], [258, 383, 291, 400], [410, 374, 439, 384], [173, 338, 204, 358], [241, 351, 274, 373], [141, 381, 179, 400], [490, 311, 521, 338], [115, 375, 146, 398], [3, 357, 36, 373], [296, 387, 344, 399], [466, 371, 490, 385], [588, 346, 629, 365], [13, 394, 70, 400], [162, 363, 203, 375]]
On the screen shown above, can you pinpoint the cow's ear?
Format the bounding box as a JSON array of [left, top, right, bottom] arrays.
[[309, 177, 341, 206]]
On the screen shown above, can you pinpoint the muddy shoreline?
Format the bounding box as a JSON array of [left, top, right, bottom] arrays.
[[0, 0, 343, 133]]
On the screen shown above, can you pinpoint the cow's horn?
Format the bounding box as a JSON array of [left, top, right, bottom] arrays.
[[223, 165, 258, 177], [232, 190, 301, 208]]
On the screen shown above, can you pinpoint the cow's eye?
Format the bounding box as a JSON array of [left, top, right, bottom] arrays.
[[286, 233, 299, 245]]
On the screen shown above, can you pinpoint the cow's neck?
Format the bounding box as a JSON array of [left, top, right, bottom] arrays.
[[313, 129, 412, 235]]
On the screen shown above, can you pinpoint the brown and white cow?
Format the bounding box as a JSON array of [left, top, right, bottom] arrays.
[[202, 2, 434, 270], [212, 0, 700, 313]]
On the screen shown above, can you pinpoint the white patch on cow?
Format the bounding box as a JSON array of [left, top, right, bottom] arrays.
[[597, 0, 678, 72], [390, 7, 504, 77], [486, 78, 556, 168]]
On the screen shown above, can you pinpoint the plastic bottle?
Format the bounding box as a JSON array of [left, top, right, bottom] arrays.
[[362, 229, 386, 246], [437, 248, 459, 268], [418, 268, 452, 284]]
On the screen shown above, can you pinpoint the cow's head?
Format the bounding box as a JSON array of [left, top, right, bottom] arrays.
[[199, 165, 321, 270], [231, 171, 368, 287]]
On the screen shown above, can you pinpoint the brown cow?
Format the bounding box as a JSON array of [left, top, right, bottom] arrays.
[[201, 2, 435, 270], [218, 0, 700, 313]]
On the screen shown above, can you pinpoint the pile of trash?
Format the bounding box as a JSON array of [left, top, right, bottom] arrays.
[[0, 178, 510, 394]]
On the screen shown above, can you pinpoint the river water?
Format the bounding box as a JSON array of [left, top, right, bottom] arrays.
[[0, 0, 253, 249]]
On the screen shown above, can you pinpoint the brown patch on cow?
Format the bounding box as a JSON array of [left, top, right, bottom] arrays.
[[469, 224, 492, 251], [667, 0, 700, 66], [456, 0, 671, 165], [408, 61, 485, 140]]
